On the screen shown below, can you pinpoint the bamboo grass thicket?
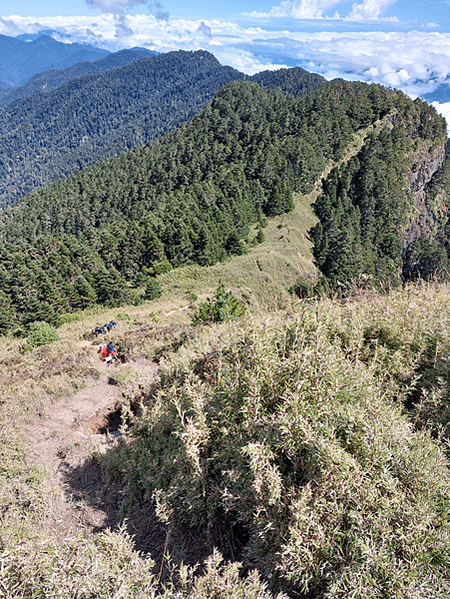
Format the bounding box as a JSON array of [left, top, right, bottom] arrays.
[[108, 281, 450, 597], [2, 281, 450, 597]]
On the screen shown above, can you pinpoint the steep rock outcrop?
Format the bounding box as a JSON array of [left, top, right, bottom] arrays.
[[402, 146, 448, 250]]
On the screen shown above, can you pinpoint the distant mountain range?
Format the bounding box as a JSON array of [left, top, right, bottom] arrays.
[[0, 47, 158, 109], [15, 29, 73, 42], [0, 34, 111, 87]]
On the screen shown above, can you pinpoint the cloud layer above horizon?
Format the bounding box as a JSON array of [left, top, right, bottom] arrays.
[[247, 0, 399, 22]]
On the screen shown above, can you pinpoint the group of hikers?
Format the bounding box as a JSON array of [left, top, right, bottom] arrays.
[[92, 320, 119, 364], [92, 320, 118, 336]]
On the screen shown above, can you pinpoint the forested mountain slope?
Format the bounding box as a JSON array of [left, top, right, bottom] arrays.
[[0, 78, 443, 333], [0, 47, 157, 109], [310, 99, 448, 287], [402, 156, 450, 280], [0, 50, 247, 207], [0, 53, 327, 207], [251, 66, 327, 97], [0, 33, 110, 87]]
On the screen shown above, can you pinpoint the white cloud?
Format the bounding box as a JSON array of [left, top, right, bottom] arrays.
[[245, 0, 342, 20], [432, 101, 450, 134], [86, 0, 148, 16], [245, 2, 292, 19], [291, 0, 341, 19], [85, 0, 168, 19], [246, 0, 398, 21], [85, 0, 168, 42], [0, 16, 20, 35], [197, 21, 212, 39], [346, 0, 398, 22]]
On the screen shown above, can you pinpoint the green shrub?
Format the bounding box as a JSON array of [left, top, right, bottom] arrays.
[[59, 312, 80, 324], [192, 285, 246, 325], [255, 229, 265, 244], [144, 278, 163, 301], [117, 313, 131, 321], [185, 549, 288, 599], [25, 321, 59, 350], [289, 276, 317, 298], [1, 528, 158, 598], [110, 292, 450, 597]]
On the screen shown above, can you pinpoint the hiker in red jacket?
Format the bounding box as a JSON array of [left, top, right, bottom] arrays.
[[98, 343, 116, 364]]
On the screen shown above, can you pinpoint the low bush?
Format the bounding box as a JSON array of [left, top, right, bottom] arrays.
[[144, 278, 163, 301], [192, 285, 246, 325], [117, 313, 131, 321], [25, 321, 59, 350], [58, 312, 81, 324]]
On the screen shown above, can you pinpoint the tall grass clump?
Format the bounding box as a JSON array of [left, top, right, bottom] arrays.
[[2, 531, 285, 598], [325, 280, 450, 442], [108, 284, 450, 597]]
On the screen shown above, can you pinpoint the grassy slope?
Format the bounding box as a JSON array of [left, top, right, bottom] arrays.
[[4, 277, 450, 597], [157, 189, 317, 312]]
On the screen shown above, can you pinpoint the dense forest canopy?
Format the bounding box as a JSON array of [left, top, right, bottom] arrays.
[[0, 50, 327, 208], [0, 50, 244, 207], [0, 78, 443, 333]]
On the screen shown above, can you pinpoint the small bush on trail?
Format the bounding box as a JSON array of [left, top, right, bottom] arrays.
[[25, 321, 59, 350], [117, 313, 131, 321], [255, 229, 265, 244], [144, 278, 163, 301], [59, 312, 80, 324], [192, 285, 246, 325]]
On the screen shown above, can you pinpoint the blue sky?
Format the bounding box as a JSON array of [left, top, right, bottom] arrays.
[[2, 1, 450, 124], [0, 0, 446, 26]]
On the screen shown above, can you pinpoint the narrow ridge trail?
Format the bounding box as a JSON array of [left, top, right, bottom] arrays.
[[25, 338, 160, 545]]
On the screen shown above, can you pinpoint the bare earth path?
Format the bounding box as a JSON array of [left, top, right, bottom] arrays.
[[25, 339, 165, 551]]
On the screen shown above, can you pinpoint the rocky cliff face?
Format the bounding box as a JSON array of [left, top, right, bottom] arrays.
[[401, 145, 448, 250]]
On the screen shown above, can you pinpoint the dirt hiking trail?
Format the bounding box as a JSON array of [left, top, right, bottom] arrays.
[[25, 339, 166, 553]]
